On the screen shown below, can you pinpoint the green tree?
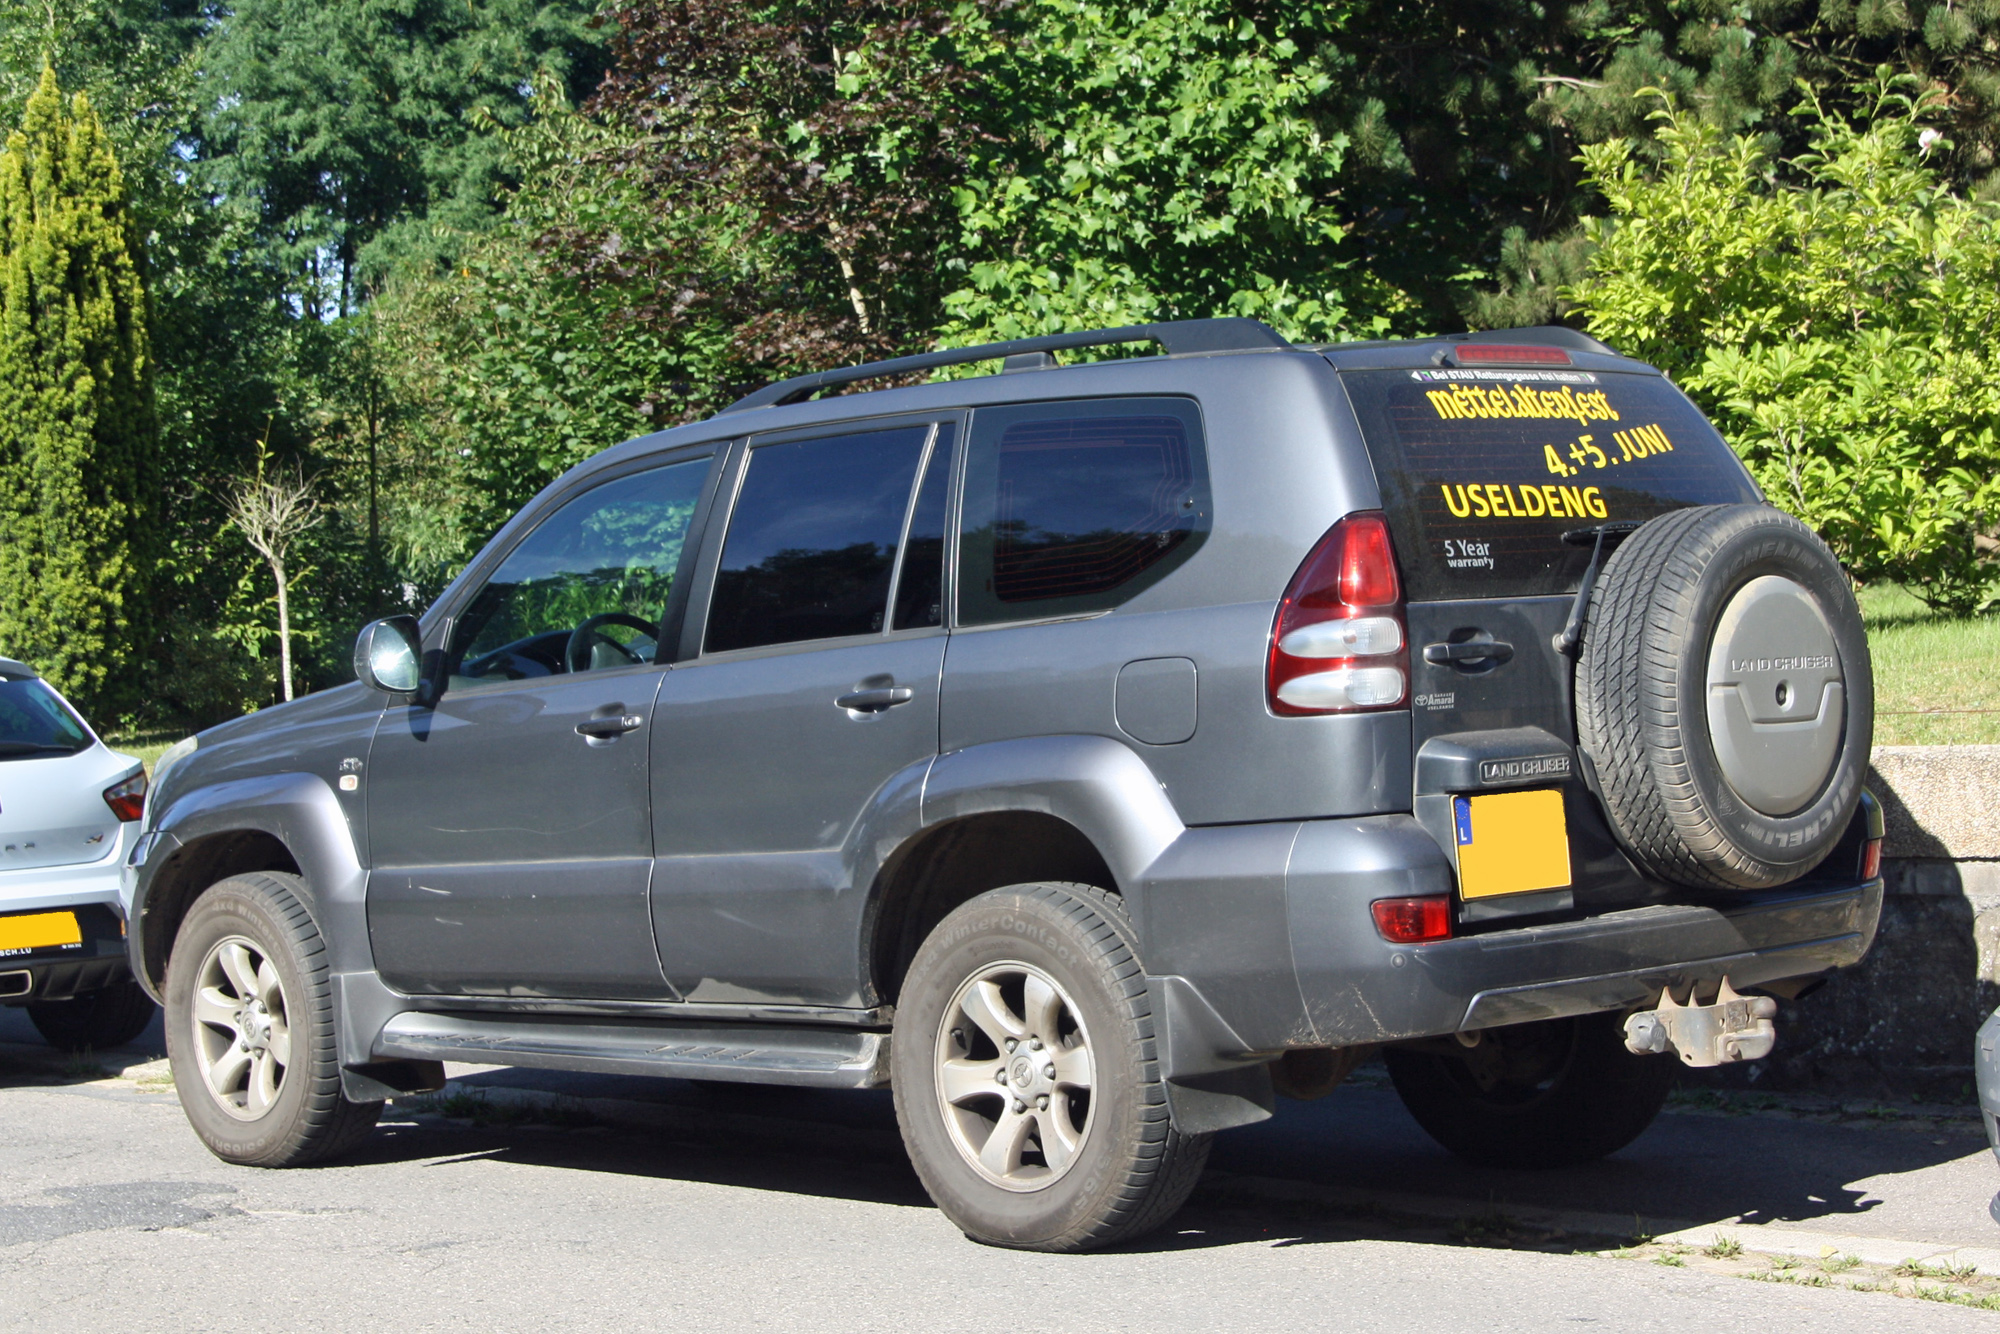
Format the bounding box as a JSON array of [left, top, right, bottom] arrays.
[[375, 73, 748, 547], [0, 66, 158, 715], [940, 0, 1404, 345], [201, 0, 610, 316], [1569, 83, 2000, 612]]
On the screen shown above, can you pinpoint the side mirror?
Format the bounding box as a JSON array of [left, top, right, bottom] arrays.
[[354, 616, 423, 693]]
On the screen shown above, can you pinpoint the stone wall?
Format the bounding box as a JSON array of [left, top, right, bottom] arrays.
[[1717, 746, 2000, 1099]]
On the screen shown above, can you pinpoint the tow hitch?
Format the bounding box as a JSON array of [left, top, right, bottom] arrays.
[[1622, 978, 1777, 1067]]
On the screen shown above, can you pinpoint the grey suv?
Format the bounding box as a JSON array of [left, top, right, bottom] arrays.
[[125, 320, 1883, 1252]]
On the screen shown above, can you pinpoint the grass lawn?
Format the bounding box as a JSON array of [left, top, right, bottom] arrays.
[[102, 732, 178, 775], [1858, 583, 2000, 745]]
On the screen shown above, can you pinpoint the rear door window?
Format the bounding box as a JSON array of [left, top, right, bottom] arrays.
[[705, 425, 931, 653], [958, 398, 1210, 626], [1342, 368, 1759, 602]]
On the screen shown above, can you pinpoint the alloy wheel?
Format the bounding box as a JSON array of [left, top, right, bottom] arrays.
[[933, 961, 1095, 1191], [189, 934, 293, 1121]]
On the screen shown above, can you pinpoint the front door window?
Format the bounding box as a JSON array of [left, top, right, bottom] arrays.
[[451, 463, 706, 687]]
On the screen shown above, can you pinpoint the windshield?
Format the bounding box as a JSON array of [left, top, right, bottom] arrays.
[[1341, 367, 1761, 602], [0, 677, 92, 758]]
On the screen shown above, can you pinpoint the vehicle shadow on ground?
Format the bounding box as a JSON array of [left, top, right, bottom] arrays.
[[0, 1005, 167, 1086], [1212, 1079, 1981, 1236], [340, 1066, 1984, 1254]]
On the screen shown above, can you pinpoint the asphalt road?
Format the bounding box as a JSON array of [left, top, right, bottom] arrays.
[[4, 1004, 1997, 1332]]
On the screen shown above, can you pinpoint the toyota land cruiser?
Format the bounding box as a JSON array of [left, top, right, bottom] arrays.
[[124, 319, 1883, 1252]]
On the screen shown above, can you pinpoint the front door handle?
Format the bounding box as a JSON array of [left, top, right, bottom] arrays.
[[836, 686, 915, 713], [1423, 640, 1515, 666], [576, 713, 644, 738]]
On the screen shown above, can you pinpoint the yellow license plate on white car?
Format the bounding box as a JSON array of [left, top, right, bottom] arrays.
[[0, 910, 82, 954], [1452, 789, 1572, 899]]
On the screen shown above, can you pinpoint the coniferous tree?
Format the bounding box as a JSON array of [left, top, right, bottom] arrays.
[[0, 66, 157, 718]]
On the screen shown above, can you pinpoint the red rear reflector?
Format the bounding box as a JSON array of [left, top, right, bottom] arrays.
[[1861, 837, 1882, 880], [1371, 896, 1452, 944], [1454, 344, 1572, 366], [103, 772, 146, 824]]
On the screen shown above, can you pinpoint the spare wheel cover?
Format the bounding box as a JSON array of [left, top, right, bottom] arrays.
[[1574, 503, 1873, 890]]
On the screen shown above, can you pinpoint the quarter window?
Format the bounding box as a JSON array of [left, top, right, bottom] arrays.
[[958, 399, 1210, 626], [705, 426, 931, 653], [451, 458, 709, 685]]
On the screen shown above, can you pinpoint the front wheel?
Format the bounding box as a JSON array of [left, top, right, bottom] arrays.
[[891, 883, 1210, 1252], [164, 872, 381, 1167], [1384, 1012, 1673, 1168]]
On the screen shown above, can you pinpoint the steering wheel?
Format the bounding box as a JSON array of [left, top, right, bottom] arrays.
[[565, 612, 659, 674]]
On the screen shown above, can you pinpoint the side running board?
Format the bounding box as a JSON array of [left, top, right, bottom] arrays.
[[374, 1012, 891, 1089]]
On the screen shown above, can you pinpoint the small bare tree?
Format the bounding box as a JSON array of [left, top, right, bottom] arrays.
[[227, 445, 321, 702]]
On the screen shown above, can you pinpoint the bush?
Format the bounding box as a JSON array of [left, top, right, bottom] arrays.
[[1568, 79, 2000, 614]]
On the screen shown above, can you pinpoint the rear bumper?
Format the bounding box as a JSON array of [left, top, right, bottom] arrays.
[[1427, 882, 1878, 1032], [0, 825, 129, 914], [1139, 813, 1882, 1060], [0, 902, 131, 1004]]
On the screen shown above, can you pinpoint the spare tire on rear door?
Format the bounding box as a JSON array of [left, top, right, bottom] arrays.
[[1575, 503, 1872, 890]]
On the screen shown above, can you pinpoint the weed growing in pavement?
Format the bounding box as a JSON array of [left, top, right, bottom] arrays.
[[400, 1088, 596, 1129], [62, 1049, 105, 1080], [1608, 1236, 2000, 1311], [1909, 1283, 2000, 1310], [1448, 1210, 1527, 1245]]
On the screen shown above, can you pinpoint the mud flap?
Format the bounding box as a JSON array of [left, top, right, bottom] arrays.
[[1150, 974, 1276, 1134]]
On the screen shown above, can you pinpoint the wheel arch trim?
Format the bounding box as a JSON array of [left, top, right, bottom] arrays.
[[128, 773, 371, 999]]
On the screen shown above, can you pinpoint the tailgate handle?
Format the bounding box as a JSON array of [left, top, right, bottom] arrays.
[[1424, 640, 1514, 666]]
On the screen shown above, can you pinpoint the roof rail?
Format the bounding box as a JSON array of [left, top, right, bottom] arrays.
[[719, 318, 1290, 415]]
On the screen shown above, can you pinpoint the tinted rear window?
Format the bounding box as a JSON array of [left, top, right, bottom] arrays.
[[0, 678, 91, 757], [958, 398, 1210, 626], [1342, 368, 1760, 601]]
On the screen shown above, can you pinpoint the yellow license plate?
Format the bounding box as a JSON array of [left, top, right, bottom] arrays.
[[1453, 789, 1572, 899], [0, 910, 83, 954]]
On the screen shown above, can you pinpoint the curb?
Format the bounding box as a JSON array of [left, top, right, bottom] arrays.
[[1653, 1221, 2000, 1277]]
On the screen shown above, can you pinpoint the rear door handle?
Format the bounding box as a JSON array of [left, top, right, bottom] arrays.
[[576, 713, 644, 738], [836, 687, 915, 713], [1423, 640, 1515, 666]]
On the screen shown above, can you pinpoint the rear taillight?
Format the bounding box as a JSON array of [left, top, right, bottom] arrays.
[[103, 772, 146, 823], [1269, 512, 1409, 715], [1371, 896, 1453, 944], [1861, 835, 1882, 881]]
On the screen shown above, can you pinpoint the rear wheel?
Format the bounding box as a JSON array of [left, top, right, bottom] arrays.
[[164, 872, 381, 1167], [27, 978, 157, 1051], [1384, 1012, 1672, 1168], [891, 883, 1210, 1251]]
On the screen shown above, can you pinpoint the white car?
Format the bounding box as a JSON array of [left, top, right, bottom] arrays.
[[0, 657, 155, 1050]]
